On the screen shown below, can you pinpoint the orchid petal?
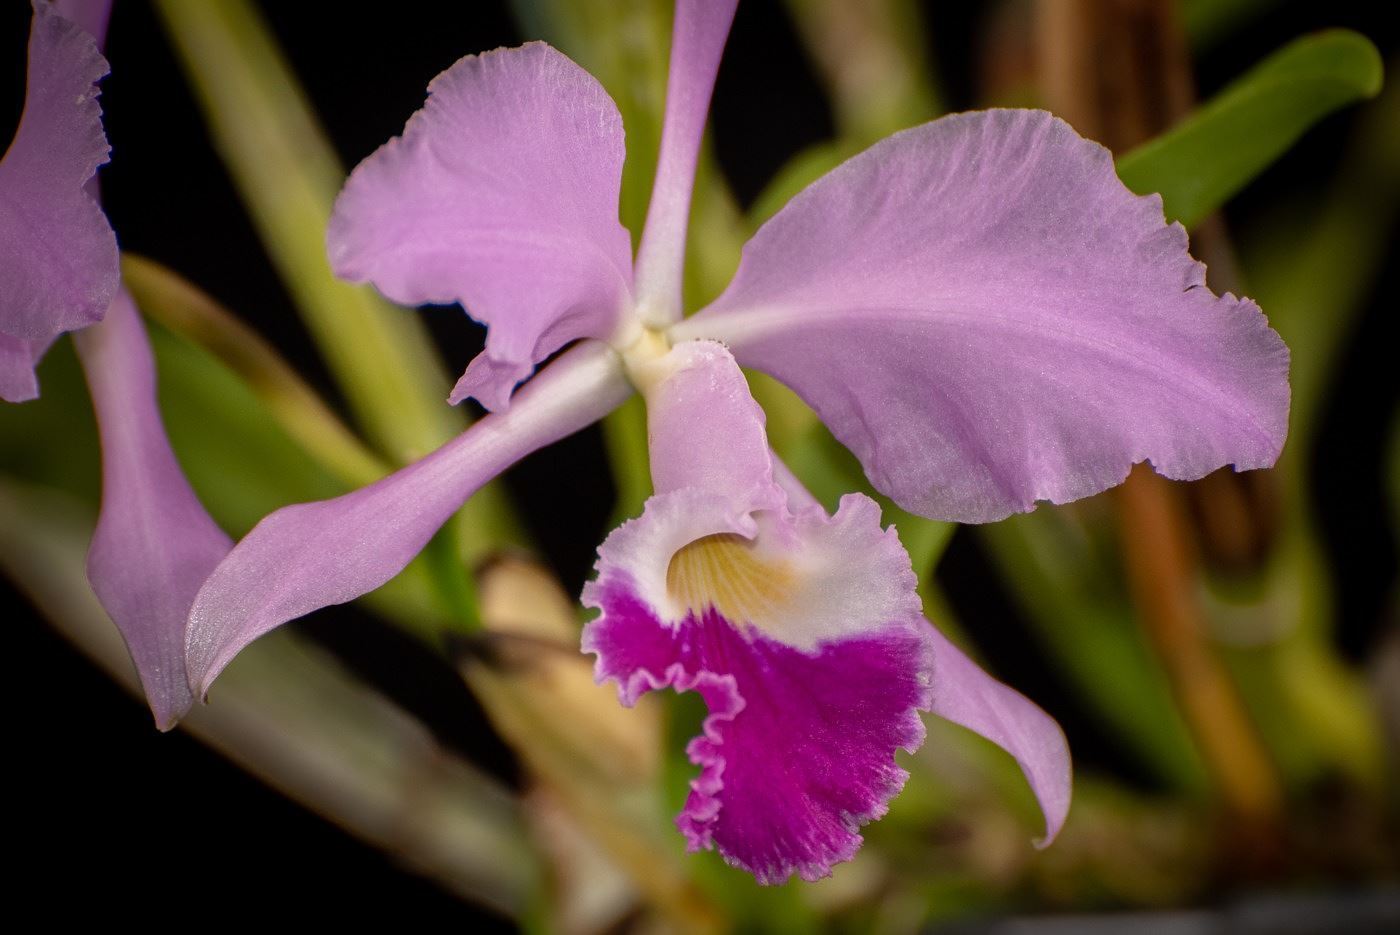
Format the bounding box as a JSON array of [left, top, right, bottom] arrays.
[[583, 489, 930, 884], [0, 0, 118, 356], [678, 109, 1290, 523], [53, 0, 114, 47], [586, 576, 929, 884], [187, 342, 630, 695], [922, 622, 1071, 845], [0, 334, 42, 403], [327, 42, 633, 411], [632, 0, 739, 324], [74, 291, 233, 730], [774, 449, 1071, 843]]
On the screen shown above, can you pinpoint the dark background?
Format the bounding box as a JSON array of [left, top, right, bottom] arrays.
[[4, 0, 1395, 925]]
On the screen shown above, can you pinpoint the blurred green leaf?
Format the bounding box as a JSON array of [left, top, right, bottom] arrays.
[[602, 394, 652, 527], [979, 510, 1210, 795], [0, 341, 99, 504], [0, 479, 538, 914], [124, 254, 389, 490], [152, 0, 465, 467], [1242, 67, 1400, 444], [1118, 30, 1383, 228], [748, 139, 860, 231], [1181, 0, 1286, 51], [149, 322, 342, 536], [510, 0, 671, 239], [684, 139, 748, 309], [784, 0, 942, 143], [1208, 75, 1400, 793]]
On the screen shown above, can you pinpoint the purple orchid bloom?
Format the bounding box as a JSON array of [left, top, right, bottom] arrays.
[[185, 0, 1288, 880], [2, 0, 230, 729]]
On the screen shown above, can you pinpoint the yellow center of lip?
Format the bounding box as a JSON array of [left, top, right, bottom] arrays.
[[666, 533, 796, 630]]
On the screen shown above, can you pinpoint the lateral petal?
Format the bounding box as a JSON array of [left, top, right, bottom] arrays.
[[327, 42, 633, 411], [679, 109, 1290, 523]]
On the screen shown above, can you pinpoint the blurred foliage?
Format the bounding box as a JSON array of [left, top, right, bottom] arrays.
[[1117, 29, 1383, 228]]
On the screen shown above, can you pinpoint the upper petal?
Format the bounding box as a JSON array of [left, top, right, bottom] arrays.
[[327, 41, 634, 411], [0, 0, 118, 347], [75, 291, 233, 730], [678, 109, 1290, 523], [632, 0, 739, 324]]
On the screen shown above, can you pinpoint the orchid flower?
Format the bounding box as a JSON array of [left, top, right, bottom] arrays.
[[185, 0, 1289, 881], [2, 0, 230, 729]]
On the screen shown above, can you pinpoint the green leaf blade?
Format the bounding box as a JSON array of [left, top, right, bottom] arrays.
[[1117, 29, 1383, 227]]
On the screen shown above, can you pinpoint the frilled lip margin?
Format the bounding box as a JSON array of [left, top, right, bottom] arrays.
[[583, 572, 934, 885]]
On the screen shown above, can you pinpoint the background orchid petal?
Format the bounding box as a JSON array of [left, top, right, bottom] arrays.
[[74, 291, 233, 730], [0, 0, 118, 350], [52, 0, 114, 47], [186, 342, 630, 695], [327, 42, 632, 411], [678, 109, 1290, 523], [632, 0, 739, 323], [0, 335, 42, 403], [922, 621, 1072, 846], [640, 339, 774, 497]]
